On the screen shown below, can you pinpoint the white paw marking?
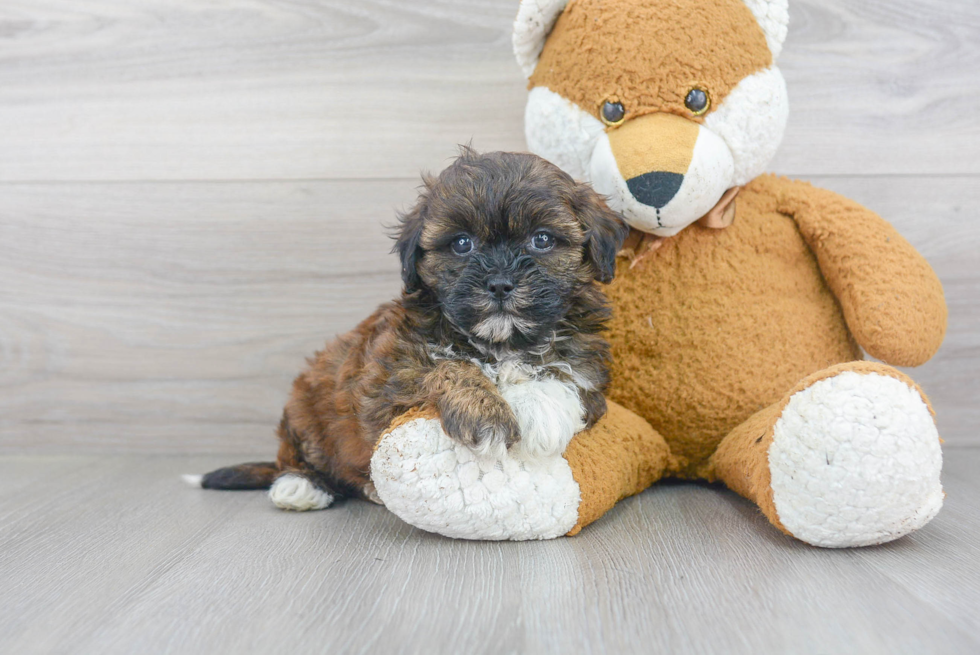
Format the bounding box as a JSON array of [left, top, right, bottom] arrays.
[[370, 418, 581, 540], [363, 482, 384, 506], [770, 372, 943, 547], [268, 474, 334, 511], [469, 424, 510, 461], [181, 474, 203, 488], [501, 378, 585, 459]]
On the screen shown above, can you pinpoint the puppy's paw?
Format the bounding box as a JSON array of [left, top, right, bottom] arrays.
[[269, 473, 334, 511], [362, 481, 384, 506], [439, 391, 520, 458], [502, 379, 586, 459]]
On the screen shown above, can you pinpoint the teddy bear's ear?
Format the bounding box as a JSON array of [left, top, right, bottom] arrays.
[[743, 0, 790, 60], [512, 0, 569, 78], [513, 0, 790, 78]]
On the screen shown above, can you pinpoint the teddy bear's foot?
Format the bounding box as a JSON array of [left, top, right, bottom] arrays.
[[711, 362, 943, 548], [371, 402, 672, 540], [770, 367, 943, 547]]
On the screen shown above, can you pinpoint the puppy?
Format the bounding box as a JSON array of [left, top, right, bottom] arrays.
[[189, 149, 628, 511]]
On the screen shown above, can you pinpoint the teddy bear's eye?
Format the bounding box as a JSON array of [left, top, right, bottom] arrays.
[[600, 100, 626, 127], [685, 88, 710, 116]]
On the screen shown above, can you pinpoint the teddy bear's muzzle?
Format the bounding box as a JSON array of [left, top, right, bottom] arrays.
[[589, 112, 735, 237]]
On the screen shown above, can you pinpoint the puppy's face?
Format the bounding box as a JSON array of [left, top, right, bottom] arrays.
[[396, 150, 627, 349]]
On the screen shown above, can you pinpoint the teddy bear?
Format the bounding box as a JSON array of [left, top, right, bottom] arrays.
[[369, 0, 948, 547]]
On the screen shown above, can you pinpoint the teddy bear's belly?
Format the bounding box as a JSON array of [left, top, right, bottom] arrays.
[[605, 195, 860, 475]]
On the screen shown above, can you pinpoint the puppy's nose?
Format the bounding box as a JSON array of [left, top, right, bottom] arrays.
[[486, 275, 514, 300]]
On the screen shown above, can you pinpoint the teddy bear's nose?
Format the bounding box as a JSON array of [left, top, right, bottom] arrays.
[[626, 171, 684, 209]]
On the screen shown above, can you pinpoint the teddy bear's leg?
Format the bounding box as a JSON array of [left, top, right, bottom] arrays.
[[707, 362, 944, 547], [370, 401, 672, 540]]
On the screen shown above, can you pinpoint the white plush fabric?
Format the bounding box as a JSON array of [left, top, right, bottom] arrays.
[[769, 372, 944, 547], [371, 418, 581, 540], [269, 473, 335, 512], [524, 86, 606, 181], [704, 66, 789, 186], [513, 0, 569, 78], [742, 0, 790, 59]]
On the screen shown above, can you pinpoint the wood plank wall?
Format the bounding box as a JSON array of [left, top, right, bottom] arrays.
[[1, 0, 978, 453]]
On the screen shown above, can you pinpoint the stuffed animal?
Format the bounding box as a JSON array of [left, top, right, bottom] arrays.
[[371, 0, 948, 546]]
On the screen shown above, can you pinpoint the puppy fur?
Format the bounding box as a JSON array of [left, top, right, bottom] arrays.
[[197, 149, 627, 508]]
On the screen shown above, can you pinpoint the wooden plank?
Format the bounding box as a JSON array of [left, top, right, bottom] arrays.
[[0, 0, 528, 182], [0, 180, 408, 453], [1, 452, 979, 654], [0, 455, 258, 653], [0, 0, 978, 181], [846, 453, 980, 638], [772, 0, 980, 176], [1, 175, 977, 453]]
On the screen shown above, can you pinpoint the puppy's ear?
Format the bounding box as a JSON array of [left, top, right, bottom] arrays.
[[572, 184, 629, 283], [393, 189, 429, 294]]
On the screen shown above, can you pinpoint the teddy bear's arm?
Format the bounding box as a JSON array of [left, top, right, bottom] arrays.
[[777, 178, 947, 366], [371, 401, 674, 540]]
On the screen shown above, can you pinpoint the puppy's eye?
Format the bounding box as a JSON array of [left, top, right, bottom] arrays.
[[684, 88, 710, 116], [530, 232, 555, 252], [450, 235, 473, 255], [600, 100, 626, 127]]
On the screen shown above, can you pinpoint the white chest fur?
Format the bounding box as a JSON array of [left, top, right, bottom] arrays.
[[428, 346, 589, 459], [479, 359, 587, 459]]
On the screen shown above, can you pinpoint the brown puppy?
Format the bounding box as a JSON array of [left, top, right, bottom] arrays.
[[190, 149, 627, 511]]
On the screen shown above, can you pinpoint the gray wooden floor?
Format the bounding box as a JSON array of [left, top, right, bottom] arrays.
[[2, 450, 979, 654], [2, 1, 980, 653]]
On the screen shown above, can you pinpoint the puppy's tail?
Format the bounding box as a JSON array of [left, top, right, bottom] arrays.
[[182, 461, 279, 490]]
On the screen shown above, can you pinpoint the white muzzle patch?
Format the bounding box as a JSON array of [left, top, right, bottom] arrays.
[[471, 314, 533, 343]]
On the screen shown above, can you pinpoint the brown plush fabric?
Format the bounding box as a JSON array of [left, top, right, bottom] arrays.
[[706, 361, 936, 533], [384, 405, 440, 439], [702, 396, 789, 534], [530, 0, 772, 124], [608, 113, 700, 179], [605, 175, 864, 475], [778, 179, 948, 366], [562, 400, 674, 535]]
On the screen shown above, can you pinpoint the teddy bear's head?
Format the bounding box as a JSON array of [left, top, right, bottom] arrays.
[[515, 0, 790, 236]]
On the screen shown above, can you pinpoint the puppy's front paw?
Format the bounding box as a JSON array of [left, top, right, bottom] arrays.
[[439, 391, 520, 457], [502, 379, 586, 458]]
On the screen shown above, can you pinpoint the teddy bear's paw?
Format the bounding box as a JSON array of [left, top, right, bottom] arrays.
[[370, 417, 581, 540], [268, 473, 335, 512], [501, 378, 586, 459], [769, 371, 943, 547]]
